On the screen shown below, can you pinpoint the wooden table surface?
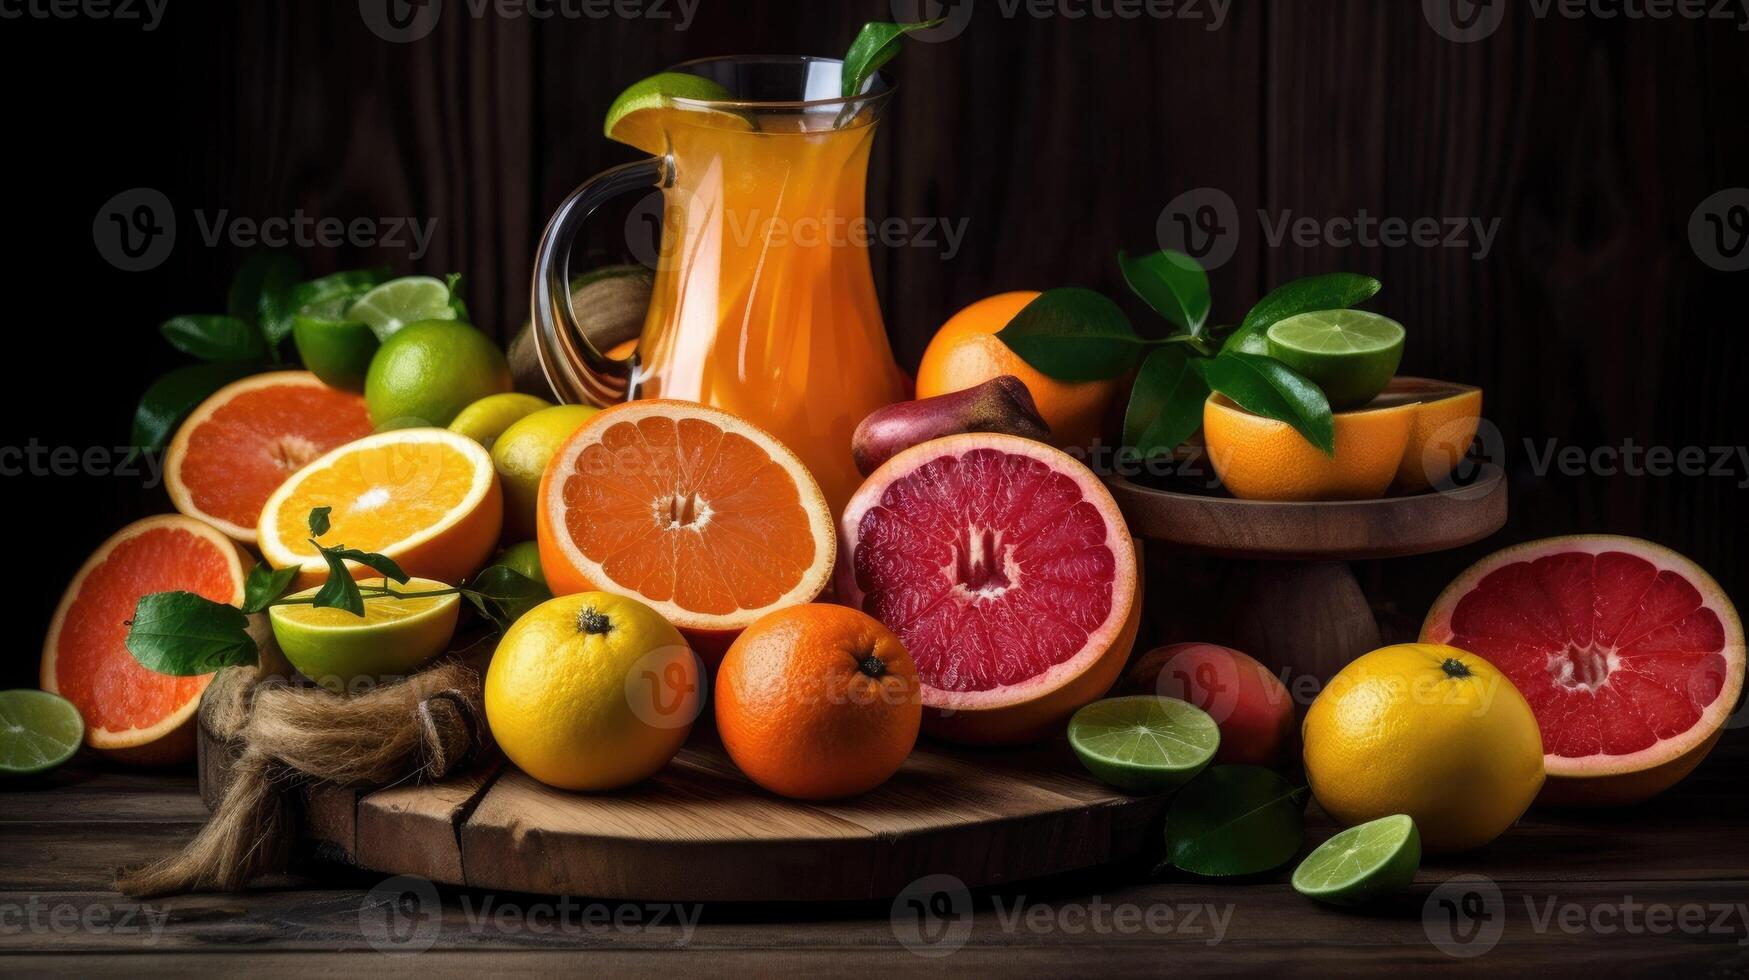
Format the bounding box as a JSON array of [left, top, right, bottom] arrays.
[[2, 736, 1745, 977]]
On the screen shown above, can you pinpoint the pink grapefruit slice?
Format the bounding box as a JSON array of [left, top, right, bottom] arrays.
[[41, 515, 250, 765], [838, 433, 1141, 745], [1423, 535, 1744, 805], [166, 371, 374, 543]]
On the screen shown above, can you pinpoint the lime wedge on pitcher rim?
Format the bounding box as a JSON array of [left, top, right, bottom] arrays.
[[1265, 309, 1406, 410], [347, 276, 458, 342], [1068, 696, 1220, 793], [1291, 814, 1422, 907], [604, 71, 745, 155], [0, 690, 84, 776]]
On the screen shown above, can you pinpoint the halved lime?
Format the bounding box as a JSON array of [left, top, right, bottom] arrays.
[[269, 577, 461, 692], [0, 690, 84, 776], [604, 71, 744, 154], [1291, 813, 1422, 907], [293, 291, 381, 390], [1068, 696, 1220, 793], [347, 276, 458, 342], [1266, 309, 1406, 409]]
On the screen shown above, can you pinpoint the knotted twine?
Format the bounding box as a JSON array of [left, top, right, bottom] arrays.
[[116, 644, 487, 898]]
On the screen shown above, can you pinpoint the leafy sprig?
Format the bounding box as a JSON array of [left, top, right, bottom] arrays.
[[123, 508, 550, 677], [841, 18, 945, 98]]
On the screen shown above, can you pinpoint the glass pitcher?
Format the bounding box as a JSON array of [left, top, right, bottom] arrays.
[[531, 56, 912, 517]]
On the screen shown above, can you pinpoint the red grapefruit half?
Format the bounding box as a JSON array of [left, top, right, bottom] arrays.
[[838, 433, 1141, 745], [1423, 535, 1744, 805], [166, 371, 374, 543], [41, 515, 250, 765]]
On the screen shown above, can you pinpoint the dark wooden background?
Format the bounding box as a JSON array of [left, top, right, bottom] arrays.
[[5, 0, 1747, 688]]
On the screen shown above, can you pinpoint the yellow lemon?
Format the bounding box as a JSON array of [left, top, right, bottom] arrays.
[[492, 404, 598, 541], [1203, 393, 1414, 501], [485, 591, 699, 790], [449, 392, 553, 451], [1303, 643, 1544, 853]]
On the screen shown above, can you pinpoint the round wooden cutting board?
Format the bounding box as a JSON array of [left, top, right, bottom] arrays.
[[199, 725, 1172, 902]]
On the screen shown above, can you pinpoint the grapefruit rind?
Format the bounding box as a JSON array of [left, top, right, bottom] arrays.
[[256, 427, 501, 588], [165, 370, 371, 543], [538, 400, 836, 635], [1422, 534, 1745, 803], [838, 432, 1140, 744], [40, 515, 248, 762]]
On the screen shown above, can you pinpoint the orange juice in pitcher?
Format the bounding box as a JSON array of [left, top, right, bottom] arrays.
[[531, 57, 910, 516]]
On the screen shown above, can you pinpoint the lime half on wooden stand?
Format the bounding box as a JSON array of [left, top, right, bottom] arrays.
[[1266, 309, 1406, 409], [1068, 696, 1220, 793], [1291, 813, 1422, 907], [0, 690, 84, 776]]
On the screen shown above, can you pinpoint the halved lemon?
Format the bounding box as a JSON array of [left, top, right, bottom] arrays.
[[269, 577, 460, 692], [258, 428, 502, 589]]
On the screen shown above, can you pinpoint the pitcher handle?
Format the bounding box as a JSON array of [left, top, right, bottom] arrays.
[[530, 155, 670, 406]]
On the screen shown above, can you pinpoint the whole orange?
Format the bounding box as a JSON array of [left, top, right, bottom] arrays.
[[715, 604, 921, 799], [915, 291, 1120, 449]]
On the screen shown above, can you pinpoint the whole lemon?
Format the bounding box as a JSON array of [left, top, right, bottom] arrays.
[[492, 404, 598, 541], [1303, 643, 1544, 853], [485, 591, 700, 791], [365, 319, 512, 429], [449, 392, 552, 450]]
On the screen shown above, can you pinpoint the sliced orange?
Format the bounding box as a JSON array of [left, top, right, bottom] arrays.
[[166, 371, 374, 543], [258, 428, 502, 589], [1373, 377, 1484, 493], [537, 400, 834, 661], [42, 515, 250, 765], [1204, 393, 1414, 501]]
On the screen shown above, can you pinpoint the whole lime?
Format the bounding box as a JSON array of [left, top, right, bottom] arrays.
[[492, 540, 546, 588], [493, 404, 598, 541], [365, 320, 513, 429]]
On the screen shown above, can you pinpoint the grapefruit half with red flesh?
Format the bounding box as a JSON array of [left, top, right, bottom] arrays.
[[41, 515, 250, 765], [1422, 535, 1744, 805], [166, 371, 374, 543], [838, 433, 1141, 745]]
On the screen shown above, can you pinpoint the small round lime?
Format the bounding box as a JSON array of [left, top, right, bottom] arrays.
[[365, 320, 513, 429], [348, 276, 459, 342], [269, 577, 461, 693], [493, 404, 598, 540], [1266, 309, 1406, 409], [492, 541, 546, 588], [604, 71, 744, 154], [0, 690, 84, 776], [1291, 813, 1422, 907], [1068, 696, 1220, 793], [449, 393, 553, 451], [292, 292, 381, 391]]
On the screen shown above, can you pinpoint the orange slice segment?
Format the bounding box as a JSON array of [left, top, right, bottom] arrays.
[[166, 371, 374, 543], [537, 400, 834, 652], [41, 515, 249, 764], [258, 428, 502, 588]]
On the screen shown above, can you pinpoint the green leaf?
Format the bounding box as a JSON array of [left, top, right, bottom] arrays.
[[311, 553, 365, 617], [841, 19, 944, 98], [1165, 765, 1310, 877], [293, 267, 392, 308], [159, 315, 267, 363], [1225, 273, 1382, 355], [255, 257, 304, 352], [308, 506, 332, 537], [324, 547, 409, 585], [1200, 352, 1336, 455], [1122, 346, 1211, 458], [129, 362, 255, 457], [242, 564, 300, 614], [462, 565, 553, 632], [125, 592, 257, 676], [444, 272, 470, 321], [1119, 250, 1211, 336], [995, 287, 1143, 382]]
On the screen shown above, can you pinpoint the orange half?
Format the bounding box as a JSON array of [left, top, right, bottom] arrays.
[[166, 371, 374, 543], [42, 515, 249, 764], [258, 428, 502, 588], [537, 400, 834, 657]]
